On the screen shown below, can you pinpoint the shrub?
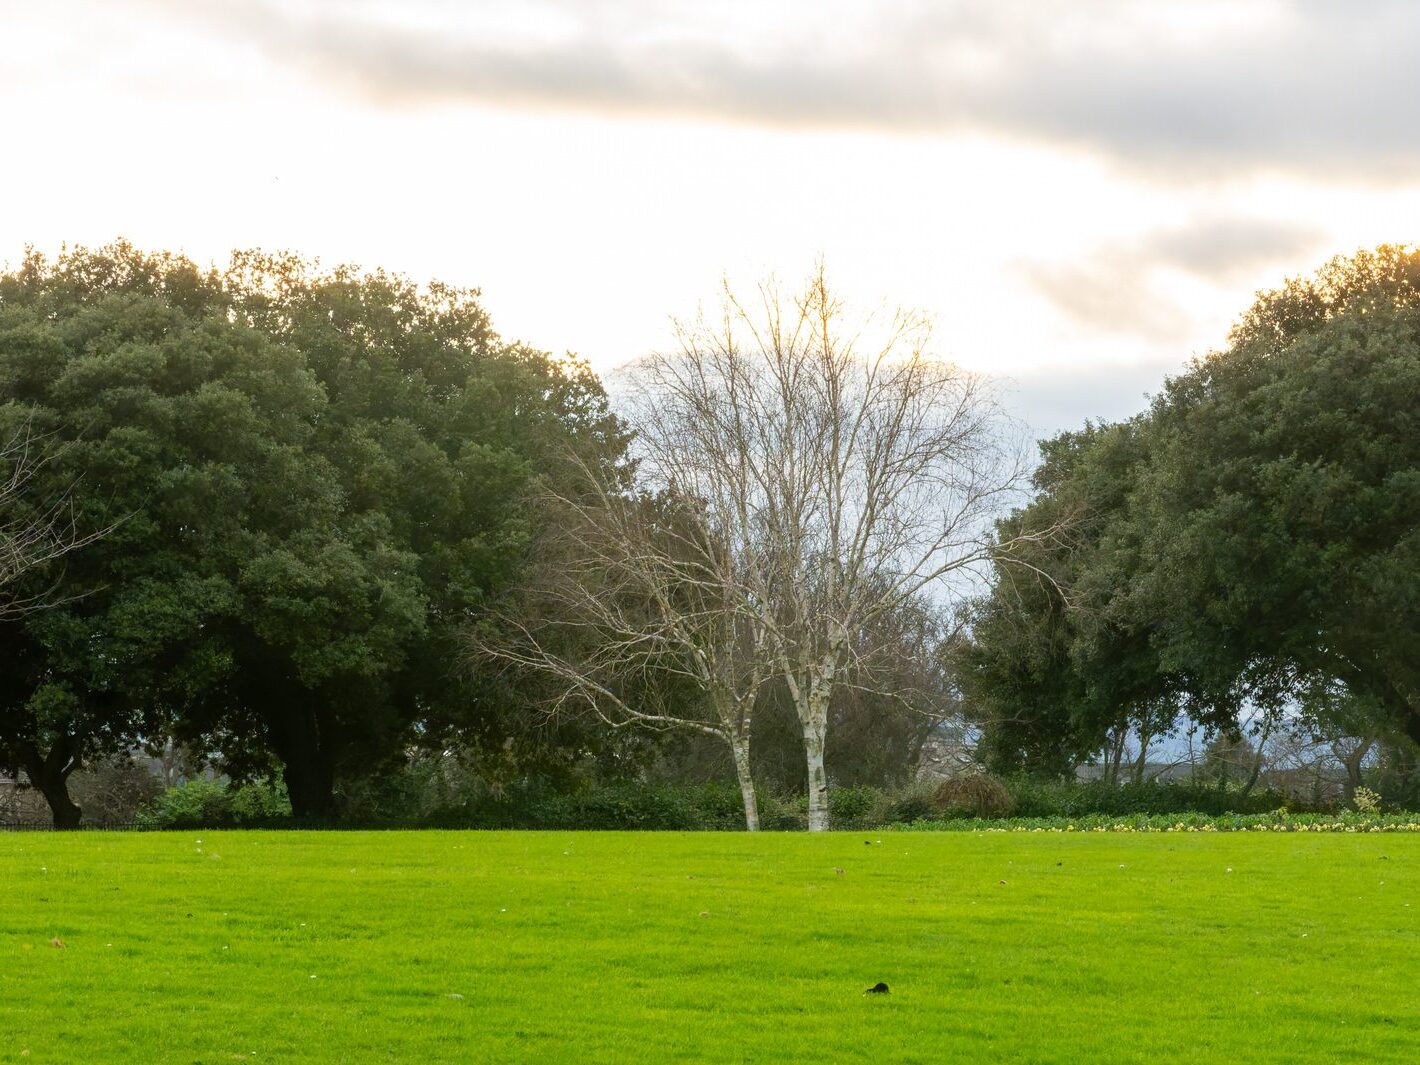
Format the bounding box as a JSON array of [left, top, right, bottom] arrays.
[[759, 792, 807, 831], [0, 780, 52, 826], [339, 759, 770, 831], [129, 772, 1370, 831], [420, 780, 752, 831], [68, 757, 163, 825], [932, 773, 1014, 818], [229, 779, 295, 822], [133, 779, 227, 828], [1003, 777, 1300, 817], [829, 786, 882, 828], [135, 778, 290, 828], [882, 781, 937, 824], [537, 785, 700, 830], [1352, 786, 1381, 813], [337, 757, 481, 825]]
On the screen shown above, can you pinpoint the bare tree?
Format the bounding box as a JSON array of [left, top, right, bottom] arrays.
[[475, 471, 772, 829], [1329, 734, 1378, 803], [0, 419, 95, 615], [623, 267, 1032, 830]]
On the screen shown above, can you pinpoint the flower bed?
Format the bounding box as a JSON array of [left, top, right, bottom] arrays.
[[896, 810, 1420, 832]]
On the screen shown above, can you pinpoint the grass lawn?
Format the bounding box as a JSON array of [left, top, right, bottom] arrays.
[[1, 831, 1416, 1063]]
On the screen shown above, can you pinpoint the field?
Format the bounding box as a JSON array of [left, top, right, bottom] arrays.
[[2, 832, 1416, 1063]]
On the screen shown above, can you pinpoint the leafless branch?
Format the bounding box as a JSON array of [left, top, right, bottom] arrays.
[[618, 265, 1038, 828], [0, 418, 107, 616]]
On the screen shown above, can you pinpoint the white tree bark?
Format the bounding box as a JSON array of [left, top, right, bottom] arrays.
[[729, 728, 760, 832], [622, 267, 1039, 829], [483, 268, 1041, 830], [802, 715, 830, 832], [472, 451, 771, 831]]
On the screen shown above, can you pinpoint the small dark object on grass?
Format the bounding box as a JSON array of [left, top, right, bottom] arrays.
[[864, 982, 889, 995], [50, 938, 66, 949]]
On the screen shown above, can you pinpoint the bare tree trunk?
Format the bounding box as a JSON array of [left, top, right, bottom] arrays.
[[1241, 753, 1264, 797], [35, 776, 82, 829], [1240, 717, 1272, 797], [613, 268, 1027, 834], [269, 706, 337, 820], [803, 718, 830, 832], [795, 657, 838, 832], [1103, 729, 1125, 785], [1131, 730, 1151, 785], [21, 741, 82, 829], [1345, 741, 1372, 802], [730, 731, 760, 831], [158, 738, 182, 788]]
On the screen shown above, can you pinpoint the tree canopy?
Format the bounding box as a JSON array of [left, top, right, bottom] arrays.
[[0, 243, 627, 822], [962, 246, 1420, 773]]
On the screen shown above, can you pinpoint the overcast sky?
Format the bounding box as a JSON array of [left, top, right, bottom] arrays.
[[3, 0, 1417, 437]]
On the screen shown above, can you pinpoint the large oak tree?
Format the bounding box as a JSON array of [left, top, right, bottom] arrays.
[[0, 243, 625, 824], [962, 246, 1420, 769]]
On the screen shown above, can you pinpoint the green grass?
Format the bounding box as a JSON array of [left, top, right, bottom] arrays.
[[2, 832, 1416, 1063]]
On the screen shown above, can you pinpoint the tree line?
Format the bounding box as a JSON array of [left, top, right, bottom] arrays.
[[0, 244, 628, 825], [1, 246, 995, 828], [959, 245, 1420, 796], [3, 242, 1417, 828]]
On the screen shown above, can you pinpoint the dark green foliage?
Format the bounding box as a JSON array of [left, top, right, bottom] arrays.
[[1374, 742, 1420, 808], [961, 246, 1420, 770], [881, 786, 936, 826], [827, 785, 879, 824], [126, 775, 1330, 829], [698, 663, 948, 794], [1136, 247, 1420, 747], [958, 420, 1191, 777], [511, 784, 747, 831], [1002, 778, 1301, 817], [0, 242, 628, 824], [330, 758, 755, 829], [124, 767, 956, 830], [110, 766, 1408, 830], [134, 778, 291, 828], [757, 792, 810, 831], [341, 778, 753, 831]]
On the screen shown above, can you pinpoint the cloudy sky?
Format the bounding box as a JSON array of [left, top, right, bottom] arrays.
[[3, 0, 1417, 435]]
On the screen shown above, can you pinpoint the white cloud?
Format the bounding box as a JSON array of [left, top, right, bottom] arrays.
[[1023, 216, 1330, 340], [3, 0, 1416, 442], [142, 0, 1420, 179]]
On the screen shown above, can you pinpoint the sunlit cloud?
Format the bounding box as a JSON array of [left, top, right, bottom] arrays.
[[3, 1, 1418, 441], [1024, 215, 1330, 340], [147, 0, 1420, 179]]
